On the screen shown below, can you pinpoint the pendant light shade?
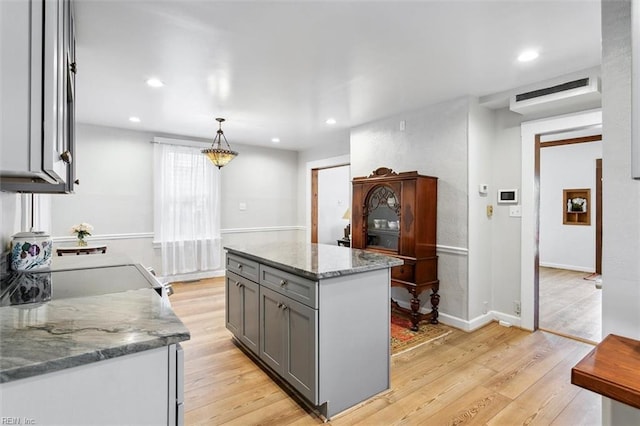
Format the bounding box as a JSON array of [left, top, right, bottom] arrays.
[[202, 117, 238, 169]]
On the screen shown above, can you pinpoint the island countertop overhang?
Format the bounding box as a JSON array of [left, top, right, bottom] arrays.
[[224, 242, 403, 280]]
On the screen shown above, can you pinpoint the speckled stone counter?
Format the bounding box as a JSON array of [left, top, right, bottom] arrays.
[[0, 287, 190, 383], [224, 242, 403, 280]]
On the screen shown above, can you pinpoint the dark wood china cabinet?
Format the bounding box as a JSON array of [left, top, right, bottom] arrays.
[[351, 167, 439, 330]]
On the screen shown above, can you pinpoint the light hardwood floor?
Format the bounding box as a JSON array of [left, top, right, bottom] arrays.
[[170, 278, 601, 425], [539, 267, 602, 343]]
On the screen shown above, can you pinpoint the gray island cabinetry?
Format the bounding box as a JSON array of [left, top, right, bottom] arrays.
[[225, 242, 403, 419]]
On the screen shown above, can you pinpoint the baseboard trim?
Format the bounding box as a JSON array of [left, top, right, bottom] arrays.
[[160, 269, 225, 283], [539, 262, 595, 273], [438, 311, 523, 332]]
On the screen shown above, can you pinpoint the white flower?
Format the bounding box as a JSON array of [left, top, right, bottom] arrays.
[[71, 223, 94, 236]]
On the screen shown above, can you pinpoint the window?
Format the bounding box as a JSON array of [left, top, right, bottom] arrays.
[[153, 142, 221, 276]]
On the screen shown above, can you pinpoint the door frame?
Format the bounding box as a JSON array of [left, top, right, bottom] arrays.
[[520, 109, 602, 331], [305, 155, 350, 244]]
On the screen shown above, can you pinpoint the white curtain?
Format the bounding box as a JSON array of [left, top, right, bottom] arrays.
[[153, 142, 221, 276]]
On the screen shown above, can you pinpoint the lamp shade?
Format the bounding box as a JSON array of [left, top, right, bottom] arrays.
[[202, 117, 238, 169], [202, 148, 237, 169]]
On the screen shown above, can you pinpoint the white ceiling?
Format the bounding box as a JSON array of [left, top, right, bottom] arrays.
[[74, 0, 602, 151]]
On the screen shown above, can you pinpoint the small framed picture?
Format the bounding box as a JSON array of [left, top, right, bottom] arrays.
[[497, 189, 518, 204]]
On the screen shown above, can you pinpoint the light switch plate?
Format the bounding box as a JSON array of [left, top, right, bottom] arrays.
[[509, 205, 522, 217]]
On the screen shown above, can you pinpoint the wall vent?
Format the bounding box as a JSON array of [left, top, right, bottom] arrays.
[[510, 75, 601, 115]]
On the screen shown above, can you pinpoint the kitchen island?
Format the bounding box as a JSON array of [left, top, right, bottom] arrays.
[[0, 254, 190, 425], [224, 242, 403, 419]]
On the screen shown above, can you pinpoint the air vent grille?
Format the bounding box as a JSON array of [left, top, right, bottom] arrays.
[[515, 78, 591, 102]]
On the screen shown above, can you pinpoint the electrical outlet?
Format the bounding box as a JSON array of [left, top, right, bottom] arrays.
[[514, 301, 521, 316], [483, 301, 488, 315]]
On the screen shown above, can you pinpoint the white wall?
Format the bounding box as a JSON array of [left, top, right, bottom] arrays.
[[220, 142, 298, 229], [317, 165, 350, 244], [467, 98, 495, 322], [1, 193, 20, 248], [601, 0, 640, 423], [52, 125, 155, 236], [297, 131, 351, 231], [48, 123, 302, 278], [219, 140, 303, 272], [540, 141, 602, 272], [490, 109, 524, 321], [49, 124, 157, 268], [350, 97, 470, 321]]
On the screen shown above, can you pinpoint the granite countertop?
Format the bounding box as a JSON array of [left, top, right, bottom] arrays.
[[0, 265, 190, 384], [224, 242, 403, 280]]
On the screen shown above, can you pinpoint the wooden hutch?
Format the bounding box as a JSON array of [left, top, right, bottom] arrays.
[[351, 167, 439, 331]]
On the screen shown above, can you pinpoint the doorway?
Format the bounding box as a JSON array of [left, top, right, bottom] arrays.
[[311, 164, 350, 244], [537, 133, 602, 343], [520, 109, 602, 332]]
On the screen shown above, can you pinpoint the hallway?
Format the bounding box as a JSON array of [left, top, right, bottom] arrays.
[[539, 266, 602, 343]]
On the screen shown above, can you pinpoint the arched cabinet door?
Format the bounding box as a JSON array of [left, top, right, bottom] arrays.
[[363, 184, 401, 253]]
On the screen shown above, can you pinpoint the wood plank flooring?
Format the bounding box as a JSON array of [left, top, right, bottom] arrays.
[[170, 278, 601, 425], [539, 267, 602, 343]]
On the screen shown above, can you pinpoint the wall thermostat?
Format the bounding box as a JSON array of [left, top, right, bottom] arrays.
[[497, 189, 518, 204]]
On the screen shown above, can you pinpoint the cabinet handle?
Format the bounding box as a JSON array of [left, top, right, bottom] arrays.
[[277, 303, 288, 311], [279, 279, 287, 287], [60, 150, 72, 164], [237, 264, 243, 269], [235, 281, 241, 287]]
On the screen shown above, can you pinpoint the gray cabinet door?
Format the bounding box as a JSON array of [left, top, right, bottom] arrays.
[[225, 273, 242, 337], [226, 271, 260, 356], [239, 278, 259, 355], [284, 294, 318, 404], [260, 286, 286, 373], [260, 286, 318, 404]]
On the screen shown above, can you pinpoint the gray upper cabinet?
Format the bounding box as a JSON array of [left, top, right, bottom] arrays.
[[0, 0, 76, 193]]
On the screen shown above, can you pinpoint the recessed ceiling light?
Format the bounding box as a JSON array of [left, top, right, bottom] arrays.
[[518, 50, 539, 62], [325, 118, 337, 125], [271, 137, 280, 143], [146, 78, 164, 88], [129, 116, 141, 123]]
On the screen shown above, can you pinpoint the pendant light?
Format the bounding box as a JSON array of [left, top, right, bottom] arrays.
[[202, 117, 238, 169]]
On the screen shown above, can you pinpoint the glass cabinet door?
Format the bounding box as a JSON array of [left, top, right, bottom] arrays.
[[365, 185, 400, 252]]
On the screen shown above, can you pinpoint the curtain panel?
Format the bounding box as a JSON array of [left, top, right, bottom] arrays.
[[153, 143, 221, 276]]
